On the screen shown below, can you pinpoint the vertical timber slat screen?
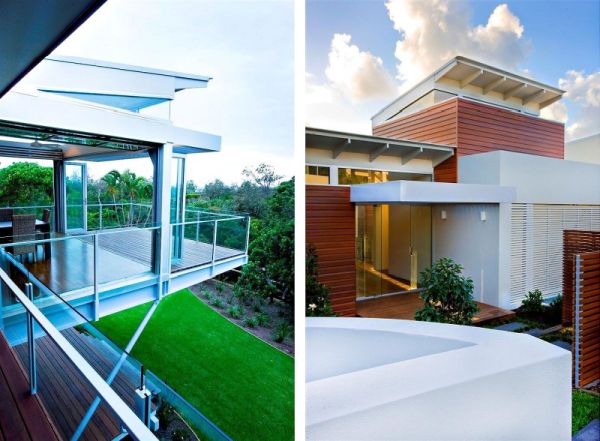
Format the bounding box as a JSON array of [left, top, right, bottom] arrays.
[[573, 251, 600, 388], [306, 185, 356, 316], [563, 230, 600, 326]]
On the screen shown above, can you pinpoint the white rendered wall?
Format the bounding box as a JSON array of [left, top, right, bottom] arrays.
[[565, 133, 600, 165], [432, 204, 500, 306], [459, 150, 600, 205]]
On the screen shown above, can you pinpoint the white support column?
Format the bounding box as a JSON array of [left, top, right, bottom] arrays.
[[150, 143, 173, 298], [329, 165, 339, 185]]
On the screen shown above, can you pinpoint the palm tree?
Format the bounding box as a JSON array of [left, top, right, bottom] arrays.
[[102, 170, 126, 226]]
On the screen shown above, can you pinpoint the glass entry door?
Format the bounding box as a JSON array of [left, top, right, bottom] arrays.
[[356, 204, 431, 298], [65, 162, 87, 232]]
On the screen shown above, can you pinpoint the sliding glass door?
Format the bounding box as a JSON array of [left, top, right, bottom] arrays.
[[356, 204, 431, 298]]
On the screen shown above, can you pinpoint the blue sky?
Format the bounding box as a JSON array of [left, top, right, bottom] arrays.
[[23, 0, 294, 185], [306, 0, 600, 139]]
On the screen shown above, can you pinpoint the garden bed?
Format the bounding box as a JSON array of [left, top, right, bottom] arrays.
[[189, 279, 294, 356]]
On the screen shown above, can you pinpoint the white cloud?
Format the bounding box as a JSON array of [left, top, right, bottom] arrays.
[[559, 70, 600, 139], [540, 101, 568, 124], [325, 34, 397, 101], [385, 0, 530, 87]]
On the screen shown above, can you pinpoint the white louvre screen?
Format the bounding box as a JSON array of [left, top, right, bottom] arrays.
[[510, 204, 600, 307]]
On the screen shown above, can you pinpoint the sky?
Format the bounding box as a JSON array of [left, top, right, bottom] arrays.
[[11, 0, 294, 185], [306, 0, 600, 140]]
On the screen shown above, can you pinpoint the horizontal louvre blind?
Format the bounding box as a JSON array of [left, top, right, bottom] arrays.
[[510, 204, 600, 307]]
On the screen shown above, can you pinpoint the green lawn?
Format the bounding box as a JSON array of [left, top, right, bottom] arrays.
[[572, 390, 600, 434], [94, 289, 294, 441]]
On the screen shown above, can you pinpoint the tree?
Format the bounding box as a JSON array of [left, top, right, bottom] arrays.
[[415, 258, 478, 325], [242, 163, 283, 194], [0, 162, 53, 207], [306, 244, 335, 316], [235, 178, 294, 321]]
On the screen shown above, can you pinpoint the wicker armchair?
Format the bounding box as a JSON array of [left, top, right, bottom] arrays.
[[11, 214, 37, 261], [0, 208, 14, 222]]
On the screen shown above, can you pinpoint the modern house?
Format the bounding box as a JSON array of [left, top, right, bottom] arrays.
[[0, 2, 248, 440], [306, 56, 600, 317]]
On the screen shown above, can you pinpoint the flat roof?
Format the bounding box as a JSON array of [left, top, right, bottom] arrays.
[[350, 180, 516, 204], [306, 127, 455, 167], [373, 56, 565, 124]]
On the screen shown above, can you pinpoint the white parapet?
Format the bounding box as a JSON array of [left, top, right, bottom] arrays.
[[306, 317, 571, 441]]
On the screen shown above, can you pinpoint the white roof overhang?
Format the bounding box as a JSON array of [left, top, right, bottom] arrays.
[[0, 90, 220, 160], [306, 127, 455, 167], [373, 56, 565, 124], [0, 0, 105, 97], [24, 56, 211, 111], [350, 180, 516, 204]]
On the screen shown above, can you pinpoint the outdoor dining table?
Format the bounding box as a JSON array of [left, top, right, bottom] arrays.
[[0, 219, 52, 258]]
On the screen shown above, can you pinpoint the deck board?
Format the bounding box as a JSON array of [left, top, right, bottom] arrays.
[[0, 331, 60, 441], [357, 292, 515, 324], [13, 327, 145, 441]]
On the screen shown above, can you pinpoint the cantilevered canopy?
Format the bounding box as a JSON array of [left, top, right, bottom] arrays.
[[0, 0, 105, 98], [306, 127, 455, 167], [351, 181, 516, 204]]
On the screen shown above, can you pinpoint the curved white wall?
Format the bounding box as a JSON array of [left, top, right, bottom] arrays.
[[306, 317, 571, 441]]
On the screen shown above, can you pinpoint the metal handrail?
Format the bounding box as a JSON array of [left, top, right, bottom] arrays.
[[0, 267, 158, 441]]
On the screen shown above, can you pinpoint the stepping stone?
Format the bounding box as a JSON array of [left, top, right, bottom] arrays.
[[551, 340, 571, 351], [494, 322, 527, 332], [524, 328, 545, 337], [573, 419, 599, 441]]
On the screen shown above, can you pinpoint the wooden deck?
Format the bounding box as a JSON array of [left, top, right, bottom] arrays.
[[13, 327, 143, 441], [0, 331, 60, 441], [357, 292, 516, 325], [19, 228, 243, 295]]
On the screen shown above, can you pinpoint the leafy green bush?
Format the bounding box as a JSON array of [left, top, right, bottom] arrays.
[[243, 316, 259, 328], [305, 244, 335, 317], [521, 289, 544, 314], [415, 258, 478, 325], [227, 305, 243, 319], [215, 280, 225, 295], [272, 321, 293, 343], [256, 312, 270, 326]]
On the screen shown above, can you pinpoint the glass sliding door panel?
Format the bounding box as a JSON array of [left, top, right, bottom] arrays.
[[410, 205, 432, 287], [356, 205, 382, 298], [65, 163, 86, 231]]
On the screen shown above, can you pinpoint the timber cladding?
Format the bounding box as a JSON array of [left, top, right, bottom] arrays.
[[373, 97, 565, 183], [563, 230, 600, 326], [306, 185, 356, 316], [573, 250, 600, 388]]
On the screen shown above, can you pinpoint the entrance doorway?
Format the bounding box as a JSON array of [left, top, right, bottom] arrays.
[[356, 204, 431, 298]]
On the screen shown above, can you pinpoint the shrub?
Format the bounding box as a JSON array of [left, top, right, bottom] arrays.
[[272, 321, 293, 343], [200, 289, 211, 299], [203, 292, 214, 304], [171, 428, 189, 441], [305, 244, 335, 317], [256, 312, 270, 326], [415, 258, 478, 325], [227, 305, 243, 319], [215, 280, 225, 295], [252, 301, 264, 313], [157, 402, 175, 429], [521, 289, 544, 314], [211, 297, 225, 309], [546, 294, 563, 324], [243, 316, 259, 328]]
